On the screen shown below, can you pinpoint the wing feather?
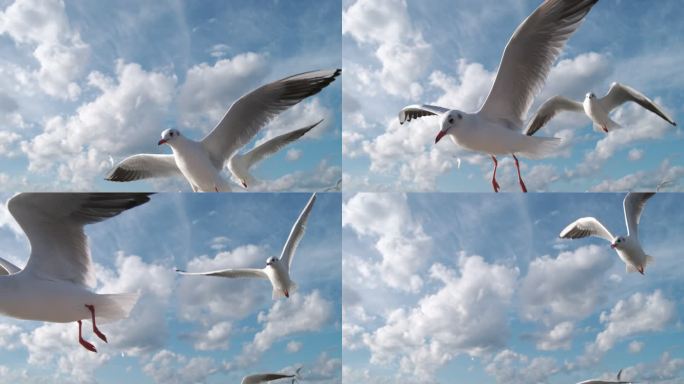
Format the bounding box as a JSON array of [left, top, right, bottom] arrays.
[[280, 193, 316, 271], [559, 217, 614, 242], [105, 154, 180, 182], [623, 192, 655, 237], [398, 104, 449, 124], [600, 83, 676, 125], [525, 96, 584, 135]]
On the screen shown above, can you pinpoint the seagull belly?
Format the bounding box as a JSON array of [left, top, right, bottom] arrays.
[[0, 278, 95, 323], [174, 146, 229, 192]]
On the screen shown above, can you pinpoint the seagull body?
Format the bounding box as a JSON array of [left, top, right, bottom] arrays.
[[560, 192, 655, 274], [241, 368, 301, 384], [106, 69, 340, 191], [399, 0, 598, 192], [577, 368, 633, 384], [177, 193, 316, 299], [526, 82, 677, 135], [0, 193, 151, 352]]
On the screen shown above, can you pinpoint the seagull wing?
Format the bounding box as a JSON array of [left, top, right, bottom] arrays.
[[623, 192, 655, 237], [525, 96, 584, 135], [106, 154, 180, 182], [242, 373, 295, 384], [239, 120, 322, 170], [8, 193, 152, 287], [560, 217, 614, 242], [201, 69, 340, 168], [280, 193, 316, 271], [479, 0, 598, 127], [0, 256, 21, 275], [600, 82, 676, 125], [398, 104, 449, 124], [176, 268, 267, 279]]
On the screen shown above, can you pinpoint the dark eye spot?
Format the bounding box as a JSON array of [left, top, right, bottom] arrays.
[[448, 118, 454, 124]]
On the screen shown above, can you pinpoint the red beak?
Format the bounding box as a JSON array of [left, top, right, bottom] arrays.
[[435, 130, 447, 144], [158, 139, 167, 145], [610, 244, 616, 249]]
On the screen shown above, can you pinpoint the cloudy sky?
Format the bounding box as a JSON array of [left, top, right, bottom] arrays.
[[343, 192, 684, 383], [342, 0, 684, 192], [0, 0, 341, 191], [0, 192, 341, 383]]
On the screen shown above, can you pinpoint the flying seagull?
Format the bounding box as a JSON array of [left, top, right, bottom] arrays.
[[241, 368, 301, 384], [106, 69, 340, 191], [177, 193, 316, 299], [560, 192, 655, 274], [577, 368, 634, 384], [399, 0, 598, 192], [0, 193, 151, 352], [526, 82, 676, 135]]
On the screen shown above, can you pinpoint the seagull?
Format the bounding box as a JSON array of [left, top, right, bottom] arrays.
[[560, 192, 655, 274], [228, 119, 323, 189], [526, 82, 677, 135], [105, 69, 340, 191], [577, 368, 634, 384], [0, 193, 151, 352], [177, 193, 316, 299], [241, 368, 301, 384], [399, 0, 598, 192]]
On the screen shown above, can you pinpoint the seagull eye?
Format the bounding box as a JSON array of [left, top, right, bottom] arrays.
[[448, 118, 454, 124], [617, 239, 621, 243]]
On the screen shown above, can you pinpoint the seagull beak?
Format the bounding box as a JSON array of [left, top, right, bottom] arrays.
[[610, 244, 616, 249], [158, 139, 167, 145], [241, 180, 247, 189], [435, 130, 447, 144]]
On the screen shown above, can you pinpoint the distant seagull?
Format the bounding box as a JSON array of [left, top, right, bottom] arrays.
[[577, 368, 634, 384], [177, 193, 316, 299], [106, 69, 340, 192], [560, 192, 655, 274], [241, 368, 301, 384], [228, 119, 323, 189], [526, 82, 677, 135], [0, 193, 151, 352], [399, 0, 598, 192]]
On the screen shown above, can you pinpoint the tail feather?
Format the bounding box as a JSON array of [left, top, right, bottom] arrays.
[[516, 136, 563, 159], [94, 292, 140, 323]]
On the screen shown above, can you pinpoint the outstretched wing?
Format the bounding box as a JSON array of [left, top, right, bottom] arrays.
[[9, 193, 152, 287], [241, 120, 322, 170], [201, 69, 340, 168], [560, 217, 614, 242], [623, 192, 655, 237], [479, 0, 598, 127], [280, 193, 317, 271], [398, 104, 449, 124], [106, 154, 180, 182], [525, 96, 584, 135], [241, 373, 295, 384], [600, 82, 676, 125], [0, 256, 21, 275], [176, 267, 267, 279]]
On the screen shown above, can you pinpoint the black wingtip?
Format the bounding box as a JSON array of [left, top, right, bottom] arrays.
[[333, 68, 341, 78]]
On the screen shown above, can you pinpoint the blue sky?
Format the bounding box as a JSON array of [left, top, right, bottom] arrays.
[[0, 192, 341, 383], [342, 0, 684, 192], [0, 0, 341, 191], [343, 192, 684, 383]]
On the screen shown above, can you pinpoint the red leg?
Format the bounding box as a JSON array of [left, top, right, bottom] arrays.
[[85, 304, 107, 343], [512, 154, 527, 193], [491, 156, 500, 193], [77, 320, 97, 352]]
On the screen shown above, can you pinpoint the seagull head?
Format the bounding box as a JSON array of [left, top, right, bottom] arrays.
[[436, 111, 463, 144], [266, 257, 278, 266], [585, 92, 596, 100], [611, 236, 624, 249], [158, 129, 181, 145]]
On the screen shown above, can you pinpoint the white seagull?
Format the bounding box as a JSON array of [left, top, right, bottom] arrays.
[[0, 193, 151, 352], [399, 0, 598, 192], [526, 82, 677, 135], [106, 69, 340, 191], [241, 368, 301, 384], [177, 193, 316, 299], [560, 192, 655, 275], [577, 368, 634, 384]]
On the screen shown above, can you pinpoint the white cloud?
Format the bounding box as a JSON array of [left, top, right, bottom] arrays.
[[589, 159, 684, 192], [362, 255, 518, 380], [536, 321, 574, 351], [142, 349, 220, 384], [286, 340, 302, 353], [286, 148, 302, 161], [628, 340, 644, 353], [628, 148, 644, 161], [192, 321, 232, 351], [485, 349, 559, 384], [257, 159, 341, 192], [0, 0, 90, 100]]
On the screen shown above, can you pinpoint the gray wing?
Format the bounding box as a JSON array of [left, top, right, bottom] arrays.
[[0, 256, 21, 275], [242, 373, 295, 384], [623, 192, 655, 237], [600, 82, 676, 126], [525, 96, 584, 135], [176, 267, 267, 279], [201, 69, 340, 168], [9, 193, 152, 287], [398, 104, 449, 124], [280, 193, 316, 271], [560, 217, 614, 243], [105, 154, 180, 182], [241, 120, 322, 170], [479, 0, 598, 127]]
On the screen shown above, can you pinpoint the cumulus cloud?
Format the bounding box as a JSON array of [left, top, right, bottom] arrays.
[[142, 349, 220, 384], [485, 349, 559, 384], [286, 148, 302, 161], [535, 321, 574, 351], [589, 159, 684, 192]]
